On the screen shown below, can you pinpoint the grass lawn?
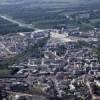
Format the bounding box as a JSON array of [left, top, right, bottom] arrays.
[[80, 22, 94, 31], [90, 18, 100, 24], [0, 69, 11, 75]]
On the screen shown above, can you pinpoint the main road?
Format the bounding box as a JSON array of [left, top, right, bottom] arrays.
[[0, 15, 35, 29]]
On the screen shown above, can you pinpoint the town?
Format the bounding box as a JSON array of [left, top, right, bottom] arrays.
[[0, 27, 100, 100]]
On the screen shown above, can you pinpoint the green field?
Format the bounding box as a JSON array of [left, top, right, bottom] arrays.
[[0, 17, 33, 35]]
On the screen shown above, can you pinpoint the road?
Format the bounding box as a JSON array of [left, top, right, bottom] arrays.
[[0, 15, 34, 29], [0, 42, 13, 54], [86, 81, 95, 100], [5, 91, 33, 96], [69, 36, 98, 42]]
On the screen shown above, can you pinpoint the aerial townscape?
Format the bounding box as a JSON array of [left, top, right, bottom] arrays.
[[1, 0, 100, 100], [0, 27, 100, 100]]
